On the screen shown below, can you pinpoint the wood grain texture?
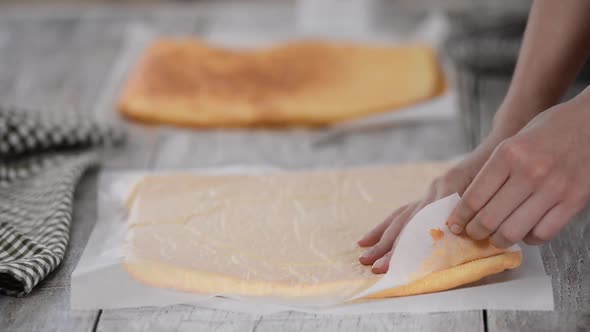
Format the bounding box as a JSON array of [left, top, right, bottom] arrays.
[[488, 202, 590, 332], [152, 120, 467, 170], [475, 77, 509, 142], [98, 307, 483, 332], [489, 311, 590, 332], [454, 67, 480, 150], [0, 0, 532, 25], [0, 286, 98, 332]]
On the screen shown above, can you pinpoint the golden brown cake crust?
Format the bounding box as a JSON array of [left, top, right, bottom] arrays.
[[364, 251, 523, 299], [118, 39, 445, 127]]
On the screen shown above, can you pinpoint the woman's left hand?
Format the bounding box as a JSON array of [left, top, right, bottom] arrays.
[[447, 88, 590, 247]]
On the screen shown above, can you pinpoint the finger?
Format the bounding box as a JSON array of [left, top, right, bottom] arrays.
[[358, 205, 406, 247], [523, 203, 577, 245], [369, 196, 432, 272], [488, 188, 557, 248], [465, 176, 532, 240], [447, 154, 510, 234], [371, 250, 392, 274], [359, 204, 415, 265]]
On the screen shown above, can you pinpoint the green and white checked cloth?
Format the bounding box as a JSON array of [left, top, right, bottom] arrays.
[[0, 107, 123, 296]]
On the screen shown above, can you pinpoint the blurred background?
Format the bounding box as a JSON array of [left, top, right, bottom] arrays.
[[0, 0, 539, 151], [7, 0, 590, 158]]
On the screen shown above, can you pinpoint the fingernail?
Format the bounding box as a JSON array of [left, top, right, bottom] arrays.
[[372, 256, 387, 269], [360, 248, 374, 259], [450, 224, 463, 234]]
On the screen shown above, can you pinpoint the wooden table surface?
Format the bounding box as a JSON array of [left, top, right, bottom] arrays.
[[0, 3, 588, 332]]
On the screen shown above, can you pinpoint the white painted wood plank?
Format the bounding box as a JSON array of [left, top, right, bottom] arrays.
[[99, 306, 483, 332]]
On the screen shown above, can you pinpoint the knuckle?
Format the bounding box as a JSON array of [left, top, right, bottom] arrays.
[[466, 223, 487, 240], [496, 138, 557, 185], [522, 162, 551, 183], [477, 214, 497, 232], [530, 228, 553, 243], [461, 195, 482, 216], [499, 228, 519, 244], [496, 140, 525, 163]]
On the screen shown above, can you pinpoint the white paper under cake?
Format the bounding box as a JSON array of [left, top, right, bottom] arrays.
[[71, 166, 553, 313]]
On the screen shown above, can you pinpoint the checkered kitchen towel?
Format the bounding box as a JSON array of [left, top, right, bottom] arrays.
[[0, 107, 123, 296]]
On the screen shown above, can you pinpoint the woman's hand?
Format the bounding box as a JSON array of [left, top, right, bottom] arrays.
[[357, 0, 590, 275], [357, 164, 475, 273], [447, 89, 590, 248], [355, 132, 510, 273], [357, 96, 545, 274]]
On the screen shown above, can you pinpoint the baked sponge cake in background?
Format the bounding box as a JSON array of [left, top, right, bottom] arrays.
[[118, 39, 446, 127], [121, 164, 521, 300]]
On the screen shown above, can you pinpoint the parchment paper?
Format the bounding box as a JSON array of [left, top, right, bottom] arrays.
[[71, 167, 554, 313]]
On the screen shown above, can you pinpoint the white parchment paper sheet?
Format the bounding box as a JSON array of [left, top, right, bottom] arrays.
[[71, 167, 554, 313]]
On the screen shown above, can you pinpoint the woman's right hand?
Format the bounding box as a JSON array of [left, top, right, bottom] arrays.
[[356, 108, 527, 274]]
